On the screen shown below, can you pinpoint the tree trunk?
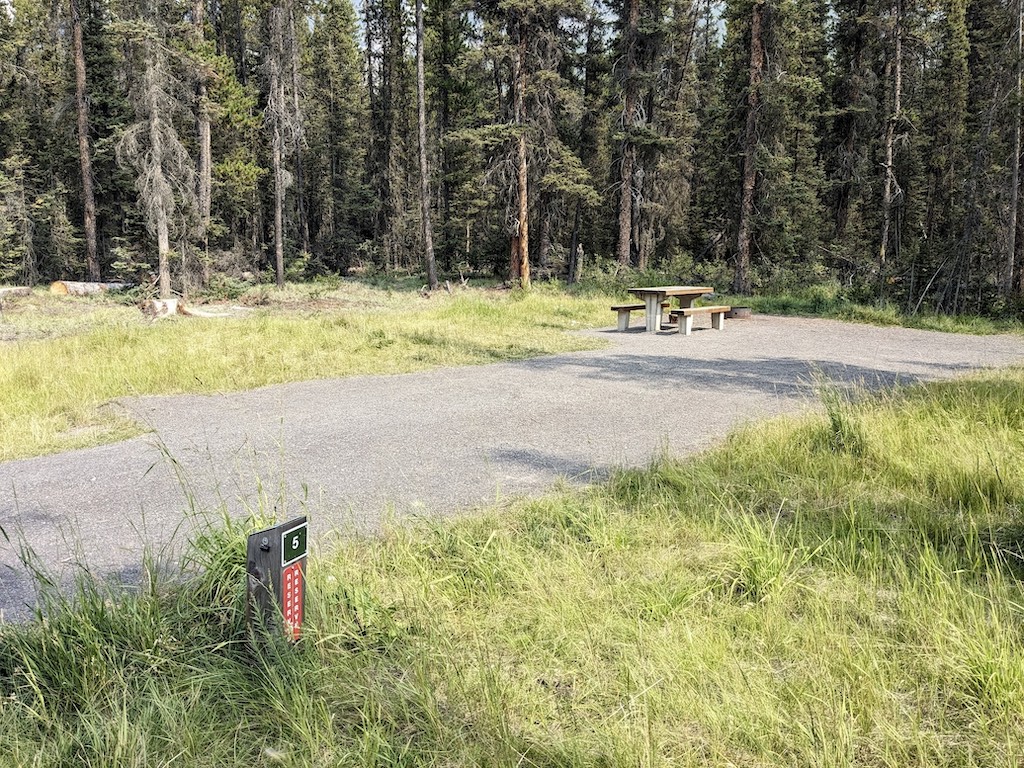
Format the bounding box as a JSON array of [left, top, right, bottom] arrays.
[[194, 0, 212, 283], [734, 0, 765, 296], [270, 7, 287, 289], [288, 6, 310, 255], [144, 79, 173, 298], [273, 127, 286, 289], [70, 0, 100, 282], [416, 0, 438, 289], [568, 201, 581, 284], [156, 196, 172, 298], [512, 24, 530, 288], [878, 0, 903, 303], [1008, 0, 1022, 296], [616, 0, 640, 266], [618, 147, 635, 266]]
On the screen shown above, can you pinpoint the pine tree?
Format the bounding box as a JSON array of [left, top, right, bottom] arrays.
[[721, 0, 829, 295], [116, 0, 199, 298], [364, 0, 415, 271], [636, 0, 700, 268], [71, 0, 100, 280], [415, 0, 437, 288], [304, 0, 369, 272]]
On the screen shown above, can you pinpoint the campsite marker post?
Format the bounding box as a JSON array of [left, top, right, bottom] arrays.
[[247, 516, 308, 640]]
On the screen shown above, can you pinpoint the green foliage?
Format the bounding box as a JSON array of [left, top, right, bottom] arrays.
[[741, 281, 1024, 335], [0, 0, 1022, 310]]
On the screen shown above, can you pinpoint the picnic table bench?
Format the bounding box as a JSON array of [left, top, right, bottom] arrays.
[[615, 285, 718, 333], [609, 301, 670, 331], [669, 305, 731, 335]]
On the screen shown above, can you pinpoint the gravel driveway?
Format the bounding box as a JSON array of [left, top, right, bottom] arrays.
[[3, 315, 1023, 618]]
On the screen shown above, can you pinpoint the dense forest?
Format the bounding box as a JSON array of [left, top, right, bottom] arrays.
[[1, 0, 1023, 312]]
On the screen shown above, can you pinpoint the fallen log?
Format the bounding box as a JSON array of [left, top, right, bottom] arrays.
[[139, 299, 241, 320], [50, 280, 133, 296], [0, 286, 31, 298], [180, 304, 235, 318]]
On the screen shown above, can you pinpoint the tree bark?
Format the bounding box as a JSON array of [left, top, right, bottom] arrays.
[[194, 0, 212, 282], [155, 199, 172, 298], [270, 6, 287, 289], [568, 202, 582, 284], [512, 23, 530, 288], [145, 72, 173, 298], [416, 0, 438, 289], [70, 0, 100, 282], [1008, 0, 1022, 296], [734, 0, 765, 296], [878, 0, 903, 303], [288, 6, 310, 254], [616, 0, 640, 266]]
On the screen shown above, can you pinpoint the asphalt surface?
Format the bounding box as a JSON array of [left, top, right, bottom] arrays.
[[3, 315, 1024, 618]]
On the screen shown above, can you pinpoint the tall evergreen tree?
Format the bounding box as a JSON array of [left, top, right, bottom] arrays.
[[116, 0, 198, 297], [415, 0, 438, 288], [304, 0, 369, 271], [70, 0, 100, 280]]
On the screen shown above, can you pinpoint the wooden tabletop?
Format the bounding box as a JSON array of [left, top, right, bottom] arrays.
[[627, 285, 714, 296]]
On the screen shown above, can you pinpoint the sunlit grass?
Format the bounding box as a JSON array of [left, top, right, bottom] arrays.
[[0, 283, 613, 461], [2, 367, 1022, 765]]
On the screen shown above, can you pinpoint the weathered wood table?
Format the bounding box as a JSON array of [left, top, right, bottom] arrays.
[[626, 285, 714, 333]]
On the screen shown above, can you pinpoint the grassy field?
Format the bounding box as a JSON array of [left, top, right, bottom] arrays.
[[741, 285, 1024, 335], [1, 367, 1022, 766], [0, 282, 613, 461]]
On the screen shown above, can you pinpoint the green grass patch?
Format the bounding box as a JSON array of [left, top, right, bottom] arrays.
[[740, 284, 1024, 335], [0, 283, 613, 461], [2, 368, 1023, 765]]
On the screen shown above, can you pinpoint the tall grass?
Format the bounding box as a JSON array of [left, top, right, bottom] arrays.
[[0, 283, 612, 461], [2, 368, 1022, 766], [744, 284, 1024, 335]]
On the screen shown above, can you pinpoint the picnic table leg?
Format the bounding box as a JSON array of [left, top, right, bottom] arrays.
[[644, 295, 661, 332]]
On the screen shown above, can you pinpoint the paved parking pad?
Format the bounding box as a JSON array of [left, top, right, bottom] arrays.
[[3, 315, 1023, 618]]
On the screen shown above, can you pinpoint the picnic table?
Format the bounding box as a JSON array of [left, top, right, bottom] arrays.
[[626, 285, 714, 333]]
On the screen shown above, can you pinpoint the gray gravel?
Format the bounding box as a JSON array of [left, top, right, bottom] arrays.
[[3, 314, 1023, 618]]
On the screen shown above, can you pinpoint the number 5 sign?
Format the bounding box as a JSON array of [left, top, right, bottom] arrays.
[[247, 516, 309, 640]]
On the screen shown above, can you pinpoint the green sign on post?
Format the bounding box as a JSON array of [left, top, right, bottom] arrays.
[[246, 516, 309, 641], [281, 520, 307, 567]]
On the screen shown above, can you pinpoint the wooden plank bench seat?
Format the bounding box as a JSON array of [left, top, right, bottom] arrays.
[[668, 305, 731, 335], [610, 301, 670, 331]]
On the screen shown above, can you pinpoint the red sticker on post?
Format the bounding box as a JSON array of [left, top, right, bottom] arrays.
[[282, 560, 305, 640]]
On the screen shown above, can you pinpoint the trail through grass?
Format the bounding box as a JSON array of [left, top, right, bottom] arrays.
[[2, 368, 1022, 766]]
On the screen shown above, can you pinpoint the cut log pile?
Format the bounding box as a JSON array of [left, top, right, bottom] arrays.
[[50, 280, 133, 295]]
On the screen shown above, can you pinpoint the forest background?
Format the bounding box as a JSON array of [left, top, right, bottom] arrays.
[[3, 0, 1024, 315]]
